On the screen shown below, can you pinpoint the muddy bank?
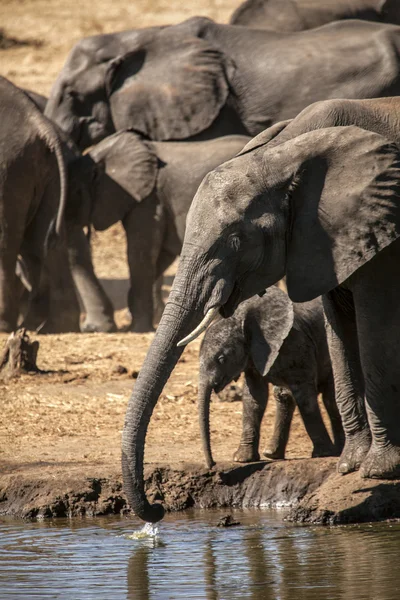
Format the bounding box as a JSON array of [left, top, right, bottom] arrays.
[[2, 458, 400, 524]]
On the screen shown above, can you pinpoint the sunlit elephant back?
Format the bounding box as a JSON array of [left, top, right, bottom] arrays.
[[230, 0, 400, 31], [47, 17, 400, 149]]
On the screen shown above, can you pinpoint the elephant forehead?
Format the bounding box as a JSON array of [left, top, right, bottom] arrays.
[[203, 159, 263, 208]]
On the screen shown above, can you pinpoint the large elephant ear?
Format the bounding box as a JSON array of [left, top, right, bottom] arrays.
[[106, 31, 234, 141], [243, 289, 294, 377], [267, 126, 400, 302], [237, 119, 292, 156], [88, 131, 158, 230]]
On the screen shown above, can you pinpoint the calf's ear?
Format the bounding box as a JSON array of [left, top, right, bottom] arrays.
[[244, 288, 294, 377]]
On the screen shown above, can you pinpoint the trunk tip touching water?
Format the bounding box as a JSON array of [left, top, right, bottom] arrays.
[[122, 449, 165, 523]]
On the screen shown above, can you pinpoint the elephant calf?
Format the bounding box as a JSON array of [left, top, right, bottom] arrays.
[[198, 287, 344, 468]]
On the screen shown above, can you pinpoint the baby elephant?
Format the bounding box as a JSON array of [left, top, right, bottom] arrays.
[[198, 287, 344, 468]]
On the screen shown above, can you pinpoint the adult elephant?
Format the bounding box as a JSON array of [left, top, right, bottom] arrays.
[[230, 0, 400, 31], [0, 76, 79, 332], [122, 121, 400, 523], [47, 17, 400, 149], [68, 132, 249, 332]]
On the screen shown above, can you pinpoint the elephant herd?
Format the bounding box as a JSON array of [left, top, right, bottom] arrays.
[[4, 0, 400, 523]]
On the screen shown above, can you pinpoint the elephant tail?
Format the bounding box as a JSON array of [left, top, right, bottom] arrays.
[[34, 113, 68, 250]]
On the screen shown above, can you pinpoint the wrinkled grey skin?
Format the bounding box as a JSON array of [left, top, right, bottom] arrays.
[[198, 289, 344, 468], [122, 121, 400, 523], [0, 76, 80, 333], [47, 17, 400, 148], [230, 0, 400, 31], [69, 131, 249, 332], [44, 27, 162, 150], [107, 18, 400, 143]]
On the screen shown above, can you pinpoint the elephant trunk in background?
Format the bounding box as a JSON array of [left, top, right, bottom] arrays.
[[198, 376, 215, 469], [121, 251, 230, 523]]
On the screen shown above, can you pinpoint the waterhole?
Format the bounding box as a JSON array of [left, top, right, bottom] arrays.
[[0, 509, 399, 599]]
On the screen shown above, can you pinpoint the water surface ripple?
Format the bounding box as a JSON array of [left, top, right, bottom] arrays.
[[0, 510, 399, 599]]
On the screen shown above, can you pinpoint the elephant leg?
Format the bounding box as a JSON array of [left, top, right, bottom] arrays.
[[0, 253, 20, 332], [233, 368, 268, 463], [351, 247, 400, 479], [290, 382, 336, 457], [67, 226, 116, 333], [319, 373, 345, 456], [153, 249, 177, 325], [38, 242, 81, 333], [263, 386, 295, 459], [323, 290, 371, 473], [123, 199, 165, 333], [19, 252, 47, 331], [0, 189, 26, 331]]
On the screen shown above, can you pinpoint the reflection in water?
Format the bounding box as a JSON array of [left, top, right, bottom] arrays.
[[127, 545, 151, 600], [1, 511, 400, 599]]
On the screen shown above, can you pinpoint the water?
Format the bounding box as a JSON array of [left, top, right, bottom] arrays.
[[0, 509, 400, 599]]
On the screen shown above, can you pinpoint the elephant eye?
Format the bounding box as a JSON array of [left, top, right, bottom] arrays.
[[217, 355, 225, 364]]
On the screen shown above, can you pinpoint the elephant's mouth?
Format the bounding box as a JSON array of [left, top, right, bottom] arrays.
[[219, 282, 242, 318], [214, 373, 240, 394], [177, 282, 242, 348]]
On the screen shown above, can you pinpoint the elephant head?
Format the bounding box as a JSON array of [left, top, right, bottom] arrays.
[[106, 19, 236, 141], [44, 29, 161, 149], [66, 131, 158, 231], [87, 131, 158, 230], [122, 124, 400, 523], [198, 288, 293, 468]]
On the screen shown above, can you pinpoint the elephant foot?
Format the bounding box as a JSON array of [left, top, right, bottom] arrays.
[[233, 444, 260, 463], [337, 430, 371, 474], [263, 446, 285, 460], [360, 443, 400, 479], [81, 319, 117, 333]]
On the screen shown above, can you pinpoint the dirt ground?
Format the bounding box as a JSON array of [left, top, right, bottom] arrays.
[[6, 1, 390, 525]]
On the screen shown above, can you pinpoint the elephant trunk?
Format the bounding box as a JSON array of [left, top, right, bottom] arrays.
[[198, 376, 215, 468], [121, 254, 220, 523]]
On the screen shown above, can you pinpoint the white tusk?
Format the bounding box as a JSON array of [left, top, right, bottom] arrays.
[[177, 307, 220, 347]]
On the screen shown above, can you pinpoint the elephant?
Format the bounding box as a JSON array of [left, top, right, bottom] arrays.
[[68, 131, 249, 332], [46, 17, 400, 149], [230, 0, 400, 31], [121, 121, 400, 523], [198, 289, 344, 468], [0, 76, 79, 333]]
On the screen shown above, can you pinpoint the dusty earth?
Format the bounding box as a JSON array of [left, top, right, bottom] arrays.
[[0, 0, 400, 524]]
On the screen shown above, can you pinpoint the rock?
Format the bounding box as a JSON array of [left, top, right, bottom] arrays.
[[0, 328, 39, 380], [112, 364, 128, 375], [217, 515, 241, 527]]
